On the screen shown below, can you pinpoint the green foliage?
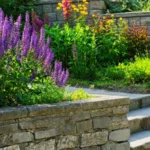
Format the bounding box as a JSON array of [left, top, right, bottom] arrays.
[[0, 0, 36, 20], [105, 57, 150, 83], [45, 23, 97, 80], [65, 88, 89, 101], [0, 49, 64, 107], [104, 0, 150, 13], [95, 16, 128, 66], [105, 66, 125, 80], [126, 24, 149, 58]]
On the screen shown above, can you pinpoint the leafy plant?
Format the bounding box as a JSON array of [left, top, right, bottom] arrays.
[[65, 88, 89, 101], [105, 56, 150, 83], [126, 24, 149, 58], [104, 0, 150, 13], [0, 9, 69, 107], [92, 15, 128, 66], [0, 0, 36, 20]]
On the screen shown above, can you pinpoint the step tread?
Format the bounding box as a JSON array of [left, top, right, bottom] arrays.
[[66, 87, 150, 100], [130, 131, 150, 148], [127, 107, 150, 120]]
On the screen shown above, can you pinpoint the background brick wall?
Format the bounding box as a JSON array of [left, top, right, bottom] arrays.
[[34, 0, 107, 23]]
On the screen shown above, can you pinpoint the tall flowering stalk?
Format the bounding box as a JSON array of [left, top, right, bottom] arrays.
[[57, 0, 71, 22], [62, 0, 72, 22], [52, 61, 69, 87], [0, 8, 69, 87], [31, 10, 52, 32]]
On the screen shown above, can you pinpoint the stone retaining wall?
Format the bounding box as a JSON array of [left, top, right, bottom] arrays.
[[0, 95, 130, 150], [35, 0, 150, 35], [102, 12, 150, 35], [35, 0, 106, 23]]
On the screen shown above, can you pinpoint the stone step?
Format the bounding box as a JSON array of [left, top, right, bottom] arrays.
[[130, 96, 150, 111], [128, 107, 150, 134], [130, 131, 150, 150], [66, 86, 150, 111]]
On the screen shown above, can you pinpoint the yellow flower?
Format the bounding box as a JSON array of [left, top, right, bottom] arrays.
[[80, 11, 87, 15], [56, 7, 61, 10], [58, 3, 62, 7], [103, 16, 106, 20], [119, 17, 123, 21], [71, 4, 76, 8], [82, 0, 87, 2], [85, 1, 88, 4], [111, 14, 114, 17], [92, 14, 96, 17], [83, 7, 87, 10]]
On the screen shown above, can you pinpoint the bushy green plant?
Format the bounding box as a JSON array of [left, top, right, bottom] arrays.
[[126, 24, 149, 58], [0, 0, 36, 20], [45, 22, 97, 80], [0, 10, 69, 107], [105, 66, 125, 80], [0, 50, 65, 107], [65, 88, 89, 101], [105, 56, 150, 83], [93, 15, 128, 66], [104, 0, 150, 13]]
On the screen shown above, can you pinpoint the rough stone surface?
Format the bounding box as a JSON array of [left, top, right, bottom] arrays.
[[76, 120, 93, 133], [81, 131, 108, 148], [57, 135, 78, 150], [35, 128, 60, 139], [93, 117, 111, 129], [109, 129, 130, 142], [25, 140, 55, 150], [112, 106, 129, 115], [0, 124, 18, 134], [1, 145, 20, 150], [12, 132, 33, 143], [0, 88, 130, 149], [0, 107, 28, 121], [102, 142, 130, 150], [71, 112, 90, 122]]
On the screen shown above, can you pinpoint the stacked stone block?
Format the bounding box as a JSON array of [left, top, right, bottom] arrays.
[[34, 0, 106, 23], [0, 95, 130, 150], [102, 12, 150, 36]]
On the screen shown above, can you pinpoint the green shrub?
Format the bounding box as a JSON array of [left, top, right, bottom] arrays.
[[105, 66, 125, 80], [0, 0, 36, 20], [105, 57, 150, 83], [93, 15, 128, 66], [45, 23, 97, 80], [65, 88, 89, 101], [126, 24, 149, 58], [104, 0, 150, 13]]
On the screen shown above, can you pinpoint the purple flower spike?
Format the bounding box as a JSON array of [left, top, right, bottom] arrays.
[[52, 61, 69, 87], [0, 9, 69, 86]]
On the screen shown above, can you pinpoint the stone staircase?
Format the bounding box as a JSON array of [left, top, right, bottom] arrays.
[[66, 87, 150, 150], [128, 96, 150, 150]]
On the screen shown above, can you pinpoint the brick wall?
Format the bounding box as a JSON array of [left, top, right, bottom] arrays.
[[34, 0, 106, 23], [0, 95, 130, 150], [102, 12, 150, 36]]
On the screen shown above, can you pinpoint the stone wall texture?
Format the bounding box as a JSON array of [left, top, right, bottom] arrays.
[[34, 0, 150, 35], [34, 0, 106, 23], [102, 12, 150, 36], [0, 95, 130, 150]]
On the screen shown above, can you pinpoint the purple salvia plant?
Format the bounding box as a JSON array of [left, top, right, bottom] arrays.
[[0, 9, 69, 87], [22, 12, 32, 56], [52, 61, 69, 87]]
